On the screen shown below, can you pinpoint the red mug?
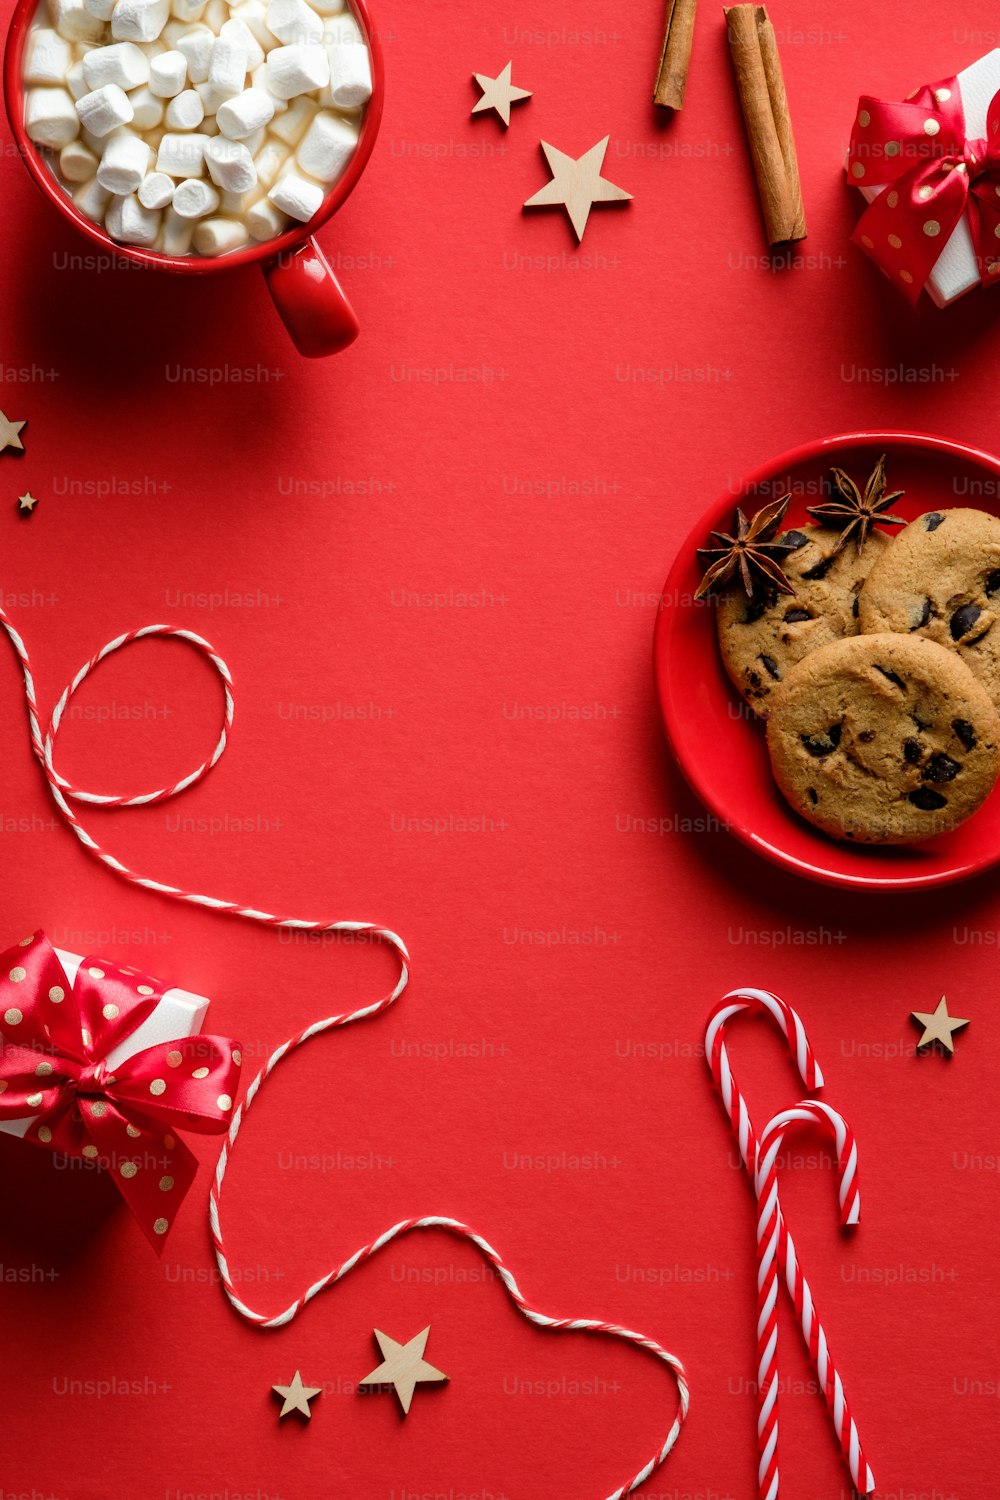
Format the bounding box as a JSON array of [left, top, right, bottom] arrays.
[[4, 0, 384, 356]]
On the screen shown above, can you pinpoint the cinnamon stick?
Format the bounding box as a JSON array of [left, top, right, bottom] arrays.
[[724, 4, 806, 245], [653, 0, 699, 110]]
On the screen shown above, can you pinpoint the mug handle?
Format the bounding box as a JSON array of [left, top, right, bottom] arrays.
[[263, 236, 360, 358]]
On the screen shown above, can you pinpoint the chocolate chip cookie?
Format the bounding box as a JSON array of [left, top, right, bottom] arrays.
[[857, 507, 1000, 712], [716, 524, 892, 717], [766, 633, 1000, 844]]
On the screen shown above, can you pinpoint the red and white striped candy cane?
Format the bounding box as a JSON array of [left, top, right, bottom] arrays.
[[705, 989, 823, 1496], [705, 991, 874, 1499], [1, 604, 691, 1496], [755, 1102, 874, 1499], [705, 987, 825, 1175]]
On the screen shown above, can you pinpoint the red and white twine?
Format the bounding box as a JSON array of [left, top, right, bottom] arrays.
[[705, 989, 875, 1499], [1, 605, 689, 1498]]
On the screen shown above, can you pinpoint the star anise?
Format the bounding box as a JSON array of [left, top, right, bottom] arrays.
[[695, 495, 796, 600], [806, 454, 905, 556]]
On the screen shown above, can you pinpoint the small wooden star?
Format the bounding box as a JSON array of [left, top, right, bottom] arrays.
[[471, 61, 531, 126], [271, 1370, 322, 1419], [911, 996, 970, 1055], [524, 137, 632, 242], [0, 412, 26, 455], [17, 492, 37, 513], [359, 1326, 448, 1415]]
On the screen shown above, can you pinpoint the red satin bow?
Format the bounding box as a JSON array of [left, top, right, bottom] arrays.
[[847, 75, 1000, 304], [0, 931, 241, 1250]]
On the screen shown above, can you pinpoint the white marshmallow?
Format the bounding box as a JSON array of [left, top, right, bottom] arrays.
[[96, 129, 151, 191], [24, 29, 72, 86], [219, 185, 253, 212], [73, 175, 112, 220], [204, 134, 256, 190], [129, 85, 164, 127], [267, 0, 322, 45], [66, 60, 89, 100], [82, 43, 150, 93], [149, 49, 187, 96], [196, 79, 235, 113], [246, 193, 286, 238], [75, 83, 134, 136], [323, 41, 370, 109], [59, 138, 98, 180], [220, 17, 263, 70], [112, 0, 170, 42], [171, 176, 219, 215], [165, 87, 204, 127], [170, 0, 207, 19], [192, 215, 249, 254], [155, 129, 209, 174], [208, 34, 248, 93], [311, 0, 344, 14], [268, 168, 323, 221], [173, 26, 212, 81], [269, 92, 316, 144], [85, 0, 117, 19], [251, 60, 286, 111], [160, 204, 194, 252], [296, 107, 355, 181], [253, 136, 287, 187], [231, 0, 271, 49], [203, 0, 227, 28], [322, 9, 362, 43], [106, 190, 160, 243], [239, 125, 265, 155], [49, 0, 105, 42], [215, 86, 273, 139], [138, 167, 174, 206], [264, 43, 328, 100], [26, 86, 81, 147]]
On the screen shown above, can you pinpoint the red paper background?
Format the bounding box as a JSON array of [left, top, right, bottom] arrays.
[[1, 1, 998, 1497]]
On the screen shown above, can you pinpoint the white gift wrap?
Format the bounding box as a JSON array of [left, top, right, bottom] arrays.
[[857, 49, 1000, 308], [0, 948, 210, 1140]]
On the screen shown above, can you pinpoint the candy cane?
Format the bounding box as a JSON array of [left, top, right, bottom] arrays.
[[755, 1102, 874, 1499], [705, 991, 873, 1499], [705, 986, 824, 1175], [1, 603, 691, 1496]]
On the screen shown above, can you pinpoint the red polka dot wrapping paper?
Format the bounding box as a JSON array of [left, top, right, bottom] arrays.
[[1, 0, 999, 1496]]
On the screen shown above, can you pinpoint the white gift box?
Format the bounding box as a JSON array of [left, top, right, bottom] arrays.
[[856, 48, 1000, 307], [0, 948, 209, 1141]]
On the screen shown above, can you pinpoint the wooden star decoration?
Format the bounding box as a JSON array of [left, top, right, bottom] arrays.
[[271, 1370, 322, 1419], [471, 61, 531, 126], [17, 492, 37, 513], [359, 1326, 448, 1415], [911, 996, 970, 1055], [523, 137, 632, 242], [0, 412, 26, 455]]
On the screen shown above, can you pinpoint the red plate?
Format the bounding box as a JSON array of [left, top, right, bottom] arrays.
[[654, 431, 1000, 891]]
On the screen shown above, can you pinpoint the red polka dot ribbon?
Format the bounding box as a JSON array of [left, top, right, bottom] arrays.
[[0, 931, 242, 1250], [847, 75, 1000, 304]]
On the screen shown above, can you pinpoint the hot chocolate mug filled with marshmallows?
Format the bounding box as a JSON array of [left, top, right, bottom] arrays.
[[4, 0, 383, 355]]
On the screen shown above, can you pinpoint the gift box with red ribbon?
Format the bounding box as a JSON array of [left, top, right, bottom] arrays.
[[847, 49, 1000, 307], [0, 931, 241, 1249]]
